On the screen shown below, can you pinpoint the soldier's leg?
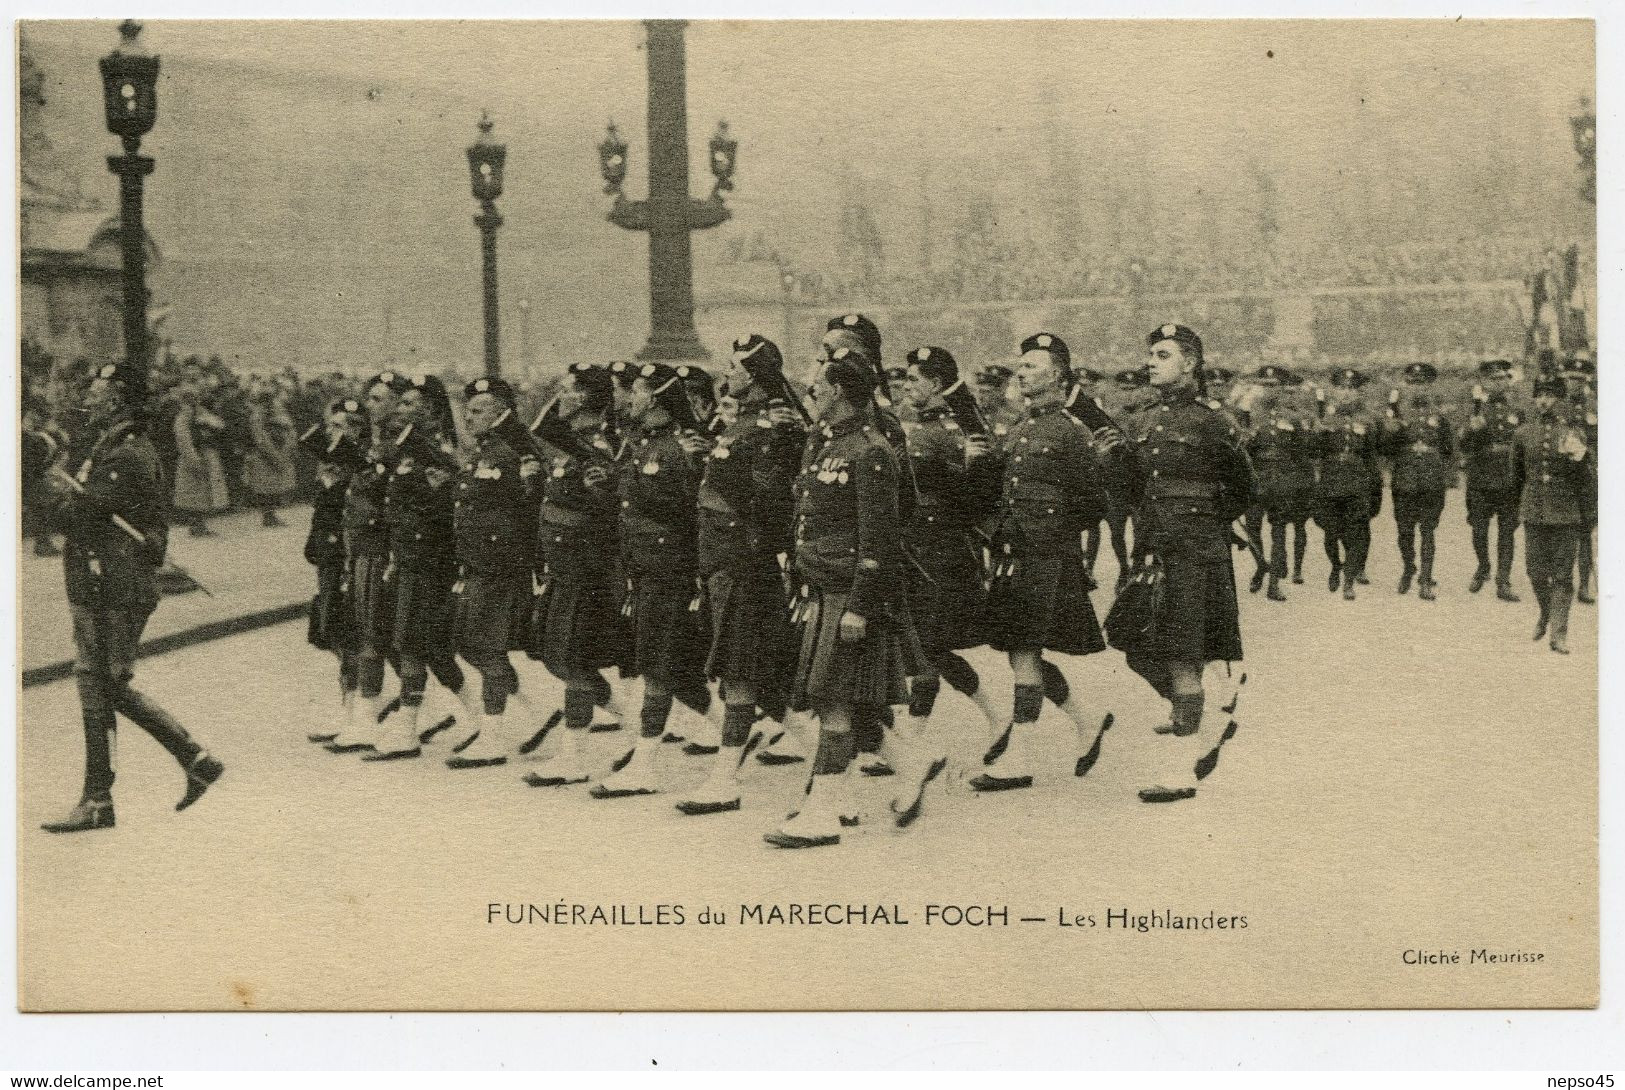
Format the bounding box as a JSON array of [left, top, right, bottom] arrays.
[[1417, 492, 1444, 597], [1466, 489, 1492, 589], [765, 699, 854, 848], [1494, 492, 1520, 600], [679, 680, 760, 815], [69, 606, 118, 801], [1547, 527, 1579, 654], [1525, 525, 1552, 639], [1140, 659, 1203, 804], [1245, 506, 1267, 592], [1083, 519, 1102, 577], [444, 647, 521, 766], [1577, 524, 1596, 603], [1319, 502, 1344, 589], [1291, 518, 1308, 582], [1393, 492, 1418, 592], [970, 650, 1043, 791], [1265, 513, 1288, 601], [936, 650, 999, 730], [1342, 501, 1370, 599]]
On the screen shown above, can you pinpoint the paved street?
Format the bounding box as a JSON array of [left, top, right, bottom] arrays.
[[16, 491, 1598, 1011]]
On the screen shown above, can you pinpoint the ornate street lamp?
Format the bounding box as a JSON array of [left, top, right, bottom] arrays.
[[98, 19, 159, 367], [598, 121, 629, 197], [466, 112, 507, 377], [708, 121, 737, 197]]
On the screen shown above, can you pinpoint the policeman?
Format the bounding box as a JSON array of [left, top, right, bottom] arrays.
[[677, 335, 809, 816], [41, 361, 223, 833], [592, 363, 709, 798], [1518, 374, 1591, 654], [767, 346, 916, 848], [974, 333, 1122, 793], [1114, 325, 1254, 803], [1382, 363, 1454, 600], [302, 397, 369, 745], [437, 377, 540, 767], [1313, 369, 1378, 601], [1460, 359, 1524, 601], [1242, 367, 1316, 602], [524, 363, 633, 787]]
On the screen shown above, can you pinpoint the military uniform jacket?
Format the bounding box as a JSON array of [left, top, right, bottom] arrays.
[[1245, 415, 1317, 500], [618, 424, 700, 578], [1123, 388, 1254, 563], [1459, 398, 1522, 494], [537, 420, 621, 579], [51, 418, 168, 609], [455, 432, 535, 576], [697, 396, 805, 576], [903, 407, 997, 546], [1313, 414, 1379, 498], [988, 402, 1110, 549], [344, 435, 396, 559], [792, 415, 903, 620], [1382, 414, 1455, 495], [1515, 411, 1590, 526], [305, 468, 351, 567], [384, 424, 459, 568]]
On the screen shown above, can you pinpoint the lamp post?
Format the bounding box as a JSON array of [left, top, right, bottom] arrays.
[[98, 19, 159, 368], [597, 20, 737, 362], [516, 296, 533, 383], [467, 112, 507, 378]]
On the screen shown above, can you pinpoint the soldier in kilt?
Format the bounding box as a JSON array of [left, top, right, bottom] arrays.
[[591, 363, 710, 799], [302, 397, 369, 744], [325, 371, 412, 754], [40, 362, 223, 833], [440, 377, 542, 768], [766, 347, 920, 849], [676, 335, 809, 816], [1112, 324, 1255, 804], [974, 334, 1124, 794], [524, 364, 635, 787], [367, 375, 476, 763]]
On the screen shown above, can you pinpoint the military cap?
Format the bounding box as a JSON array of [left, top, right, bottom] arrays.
[[731, 334, 785, 376], [906, 346, 959, 388], [1074, 366, 1105, 385], [636, 362, 701, 426], [823, 346, 876, 400], [1478, 359, 1514, 378], [609, 360, 637, 388], [1147, 322, 1204, 362], [1114, 365, 1150, 389], [1253, 364, 1291, 386], [884, 365, 910, 382], [1533, 374, 1567, 399], [328, 396, 368, 421], [565, 362, 615, 413], [674, 363, 715, 402], [368, 369, 412, 394], [92, 360, 148, 402], [1205, 366, 1236, 386], [1329, 367, 1368, 389], [1402, 362, 1438, 385], [976, 363, 1013, 387], [464, 375, 517, 404], [1020, 332, 1071, 372], [826, 313, 883, 362]]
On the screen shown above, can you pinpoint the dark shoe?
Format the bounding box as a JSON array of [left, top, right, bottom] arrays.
[[1578, 583, 1596, 605], [764, 829, 841, 849], [176, 753, 224, 812], [1398, 567, 1415, 595], [306, 729, 341, 744], [660, 730, 686, 745], [1194, 721, 1239, 782], [261, 511, 286, 528], [1469, 567, 1490, 594], [1291, 571, 1304, 585], [517, 710, 562, 755], [446, 753, 507, 770], [1354, 572, 1370, 586], [1418, 581, 1437, 601], [682, 741, 721, 757], [1248, 567, 1266, 594], [1266, 575, 1287, 602], [1074, 713, 1114, 777], [324, 738, 376, 754], [1138, 785, 1197, 804], [890, 756, 948, 830], [1533, 614, 1549, 641], [981, 723, 1013, 765], [361, 745, 421, 762], [42, 795, 115, 833], [1342, 575, 1356, 601], [1550, 635, 1570, 655], [968, 770, 1033, 792], [376, 696, 402, 723], [1496, 582, 1522, 603], [418, 715, 456, 745], [1327, 566, 1342, 593]]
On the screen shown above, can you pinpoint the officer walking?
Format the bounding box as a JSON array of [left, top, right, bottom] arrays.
[[1460, 359, 1524, 602], [1313, 369, 1378, 600], [1519, 374, 1592, 654], [41, 361, 223, 833], [1241, 367, 1315, 602], [1382, 363, 1454, 601]]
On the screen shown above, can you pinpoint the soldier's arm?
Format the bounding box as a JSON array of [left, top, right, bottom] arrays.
[[847, 445, 901, 621], [1210, 415, 1257, 524], [54, 443, 158, 533]]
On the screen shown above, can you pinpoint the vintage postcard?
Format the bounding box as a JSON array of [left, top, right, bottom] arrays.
[[14, 17, 1597, 1011]]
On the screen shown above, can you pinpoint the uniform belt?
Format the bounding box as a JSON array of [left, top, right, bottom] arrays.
[[540, 502, 587, 528]]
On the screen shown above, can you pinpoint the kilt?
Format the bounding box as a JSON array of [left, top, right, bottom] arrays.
[[390, 559, 458, 658], [629, 570, 708, 690], [348, 552, 395, 654], [528, 566, 626, 681], [907, 534, 987, 653], [1145, 548, 1243, 665], [307, 561, 353, 652], [790, 588, 923, 711], [705, 561, 795, 703], [984, 538, 1105, 657], [456, 569, 527, 658]]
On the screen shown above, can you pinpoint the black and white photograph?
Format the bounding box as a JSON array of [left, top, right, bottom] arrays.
[[10, 15, 1603, 1019]]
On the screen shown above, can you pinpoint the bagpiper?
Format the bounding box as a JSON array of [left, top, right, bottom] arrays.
[[40, 361, 223, 833], [1381, 362, 1454, 601], [1518, 373, 1592, 654]]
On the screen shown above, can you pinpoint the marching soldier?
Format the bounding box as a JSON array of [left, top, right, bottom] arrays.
[[592, 363, 710, 798], [1312, 369, 1378, 601], [676, 335, 809, 816], [1114, 324, 1255, 804], [41, 361, 224, 833], [889, 346, 1000, 820], [1518, 373, 1592, 655], [1382, 363, 1454, 600], [1242, 367, 1316, 602], [974, 333, 1122, 794], [441, 377, 541, 768], [524, 363, 635, 787], [1460, 359, 1524, 602], [1562, 356, 1598, 604], [766, 346, 919, 848], [302, 397, 369, 744]]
